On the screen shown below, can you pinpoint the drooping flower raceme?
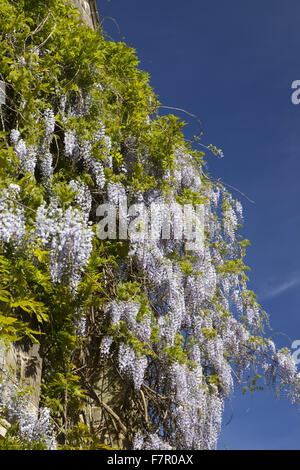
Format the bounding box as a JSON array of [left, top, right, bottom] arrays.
[[0, 378, 56, 449], [0, 184, 26, 246], [35, 202, 94, 291]]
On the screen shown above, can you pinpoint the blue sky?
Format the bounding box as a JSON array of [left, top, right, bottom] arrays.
[[97, 0, 300, 449]]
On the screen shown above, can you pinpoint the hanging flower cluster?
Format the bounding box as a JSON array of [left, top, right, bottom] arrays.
[[34, 201, 93, 291], [0, 378, 56, 449], [0, 184, 26, 246], [97, 148, 300, 449], [4, 90, 300, 450]]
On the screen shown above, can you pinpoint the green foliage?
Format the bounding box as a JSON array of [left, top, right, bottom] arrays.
[[0, 0, 280, 451], [63, 423, 119, 450], [0, 254, 48, 343], [0, 426, 47, 450], [242, 374, 264, 395]]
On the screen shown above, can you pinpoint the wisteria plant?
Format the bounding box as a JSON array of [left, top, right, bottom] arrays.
[[0, 0, 299, 450]]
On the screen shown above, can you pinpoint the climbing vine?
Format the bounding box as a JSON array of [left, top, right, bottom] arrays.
[[0, 0, 299, 450]]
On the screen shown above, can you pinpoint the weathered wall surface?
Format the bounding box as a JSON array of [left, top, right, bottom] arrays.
[[0, 340, 43, 437], [73, 0, 100, 29], [5, 341, 42, 411]]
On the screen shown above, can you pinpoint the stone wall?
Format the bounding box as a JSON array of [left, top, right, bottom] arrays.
[[0, 339, 43, 438], [73, 0, 100, 29]]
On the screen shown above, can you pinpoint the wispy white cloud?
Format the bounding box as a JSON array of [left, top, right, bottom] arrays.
[[261, 276, 300, 300]]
